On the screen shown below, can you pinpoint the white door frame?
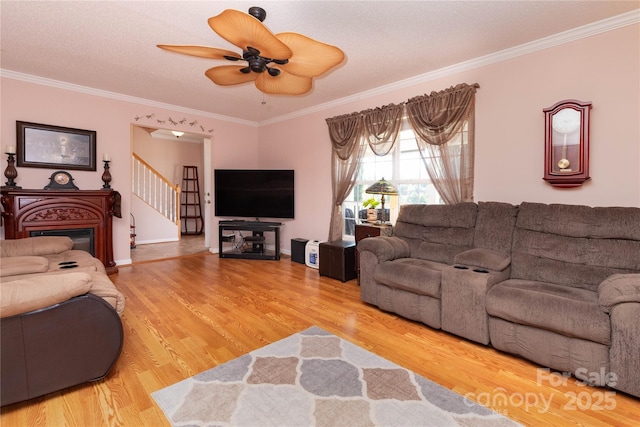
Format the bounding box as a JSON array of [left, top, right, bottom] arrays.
[[203, 137, 212, 248]]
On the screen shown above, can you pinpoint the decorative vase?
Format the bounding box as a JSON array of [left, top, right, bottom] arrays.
[[366, 208, 378, 223]]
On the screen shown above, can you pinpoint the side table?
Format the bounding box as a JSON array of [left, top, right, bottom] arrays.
[[319, 240, 357, 282]]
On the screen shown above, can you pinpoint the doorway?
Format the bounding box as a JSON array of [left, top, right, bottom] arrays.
[[130, 126, 211, 262]]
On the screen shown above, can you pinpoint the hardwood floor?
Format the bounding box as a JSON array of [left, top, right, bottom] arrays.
[[130, 234, 207, 263], [1, 253, 638, 426]]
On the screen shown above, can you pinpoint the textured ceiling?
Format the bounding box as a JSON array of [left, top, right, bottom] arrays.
[[1, 1, 638, 124]]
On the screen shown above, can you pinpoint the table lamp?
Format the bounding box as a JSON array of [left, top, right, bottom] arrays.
[[365, 178, 398, 223]]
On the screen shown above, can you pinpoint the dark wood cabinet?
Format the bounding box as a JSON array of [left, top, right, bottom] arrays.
[[1, 189, 119, 274], [319, 240, 357, 282]]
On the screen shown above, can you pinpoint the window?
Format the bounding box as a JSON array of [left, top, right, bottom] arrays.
[[342, 119, 450, 238]]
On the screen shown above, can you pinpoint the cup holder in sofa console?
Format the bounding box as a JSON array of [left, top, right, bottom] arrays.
[[473, 268, 489, 273], [453, 265, 469, 270]]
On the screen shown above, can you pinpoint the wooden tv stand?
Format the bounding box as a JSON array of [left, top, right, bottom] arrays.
[[218, 220, 281, 260]]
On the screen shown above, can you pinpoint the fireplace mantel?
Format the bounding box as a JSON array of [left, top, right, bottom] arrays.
[[1, 189, 119, 274]]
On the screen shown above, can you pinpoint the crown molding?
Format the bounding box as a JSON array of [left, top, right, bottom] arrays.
[[259, 9, 639, 126], [0, 69, 258, 127]]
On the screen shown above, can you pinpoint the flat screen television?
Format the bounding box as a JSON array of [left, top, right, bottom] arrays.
[[214, 169, 295, 219]]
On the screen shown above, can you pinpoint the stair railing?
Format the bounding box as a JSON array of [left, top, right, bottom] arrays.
[[132, 153, 181, 225]]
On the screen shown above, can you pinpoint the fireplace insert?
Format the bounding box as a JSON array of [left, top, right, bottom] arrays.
[[30, 228, 95, 256]]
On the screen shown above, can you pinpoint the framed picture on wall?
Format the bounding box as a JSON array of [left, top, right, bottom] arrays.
[[16, 121, 97, 171]]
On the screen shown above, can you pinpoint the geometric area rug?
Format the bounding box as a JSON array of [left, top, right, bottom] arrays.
[[152, 326, 521, 426]]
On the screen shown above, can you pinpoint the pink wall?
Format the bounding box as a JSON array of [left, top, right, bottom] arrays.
[[1, 78, 259, 264], [259, 23, 640, 247]]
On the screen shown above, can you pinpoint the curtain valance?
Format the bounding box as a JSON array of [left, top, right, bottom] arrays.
[[406, 83, 480, 146]]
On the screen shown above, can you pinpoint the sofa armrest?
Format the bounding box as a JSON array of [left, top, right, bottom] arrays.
[[357, 236, 410, 263], [454, 248, 511, 271], [1, 293, 123, 406], [598, 273, 640, 313], [0, 272, 92, 318], [89, 274, 126, 315], [0, 236, 74, 258]]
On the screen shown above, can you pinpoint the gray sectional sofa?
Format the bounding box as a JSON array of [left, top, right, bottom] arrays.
[[357, 202, 640, 398]]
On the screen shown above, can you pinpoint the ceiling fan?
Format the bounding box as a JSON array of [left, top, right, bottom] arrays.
[[158, 6, 345, 95]]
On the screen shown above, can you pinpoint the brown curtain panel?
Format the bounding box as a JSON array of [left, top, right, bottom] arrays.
[[406, 83, 479, 204], [326, 112, 366, 241], [326, 104, 404, 241]]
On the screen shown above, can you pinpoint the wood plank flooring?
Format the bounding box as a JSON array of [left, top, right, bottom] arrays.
[[1, 253, 639, 426]]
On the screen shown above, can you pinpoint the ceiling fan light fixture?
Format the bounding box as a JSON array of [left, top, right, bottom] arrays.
[[248, 55, 269, 72]]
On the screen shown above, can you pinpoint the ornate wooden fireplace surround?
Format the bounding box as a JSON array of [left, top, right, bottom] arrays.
[[1, 189, 119, 274]]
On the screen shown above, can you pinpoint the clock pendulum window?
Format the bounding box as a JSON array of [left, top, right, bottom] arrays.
[[552, 108, 580, 173]]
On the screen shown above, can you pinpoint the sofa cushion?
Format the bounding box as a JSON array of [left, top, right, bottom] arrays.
[[0, 256, 49, 277], [511, 202, 640, 291], [393, 203, 477, 264], [473, 201, 518, 253], [375, 258, 447, 298], [486, 279, 611, 345], [0, 236, 74, 257], [0, 272, 92, 318]]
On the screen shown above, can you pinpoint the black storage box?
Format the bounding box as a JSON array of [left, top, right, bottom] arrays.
[[319, 240, 357, 282], [291, 238, 309, 264]]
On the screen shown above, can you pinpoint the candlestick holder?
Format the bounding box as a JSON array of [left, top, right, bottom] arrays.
[[2, 152, 21, 189], [101, 160, 112, 190]]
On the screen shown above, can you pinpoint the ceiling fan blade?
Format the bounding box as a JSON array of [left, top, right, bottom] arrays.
[[208, 9, 292, 60], [275, 32, 345, 77], [254, 70, 313, 95], [157, 44, 241, 60], [205, 65, 258, 86]]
